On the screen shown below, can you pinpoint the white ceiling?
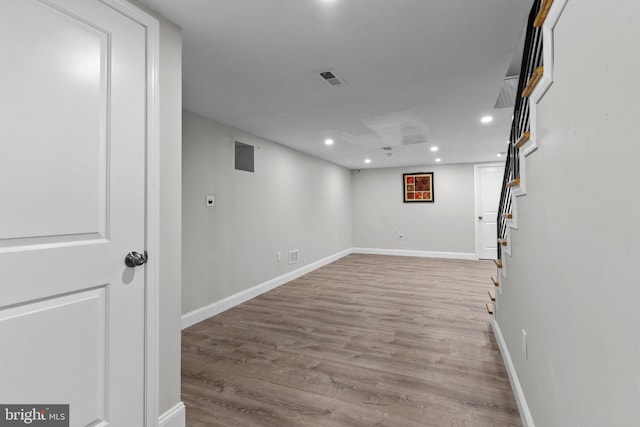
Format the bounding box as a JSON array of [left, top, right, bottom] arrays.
[[141, 0, 531, 169]]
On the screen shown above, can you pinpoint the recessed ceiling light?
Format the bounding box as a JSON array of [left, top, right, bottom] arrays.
[[430, 146, 439, 152], [435, 158, 442, 162], [324, 138, 334, 146], [497, 153, 503, 157], [364, 158, 371, 164], [481, 116, 493, 124], [506, 140, 511, 144]]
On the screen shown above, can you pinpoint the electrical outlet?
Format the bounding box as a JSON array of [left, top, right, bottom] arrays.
[[205, 194, 215, 207], [277, 251, 281, 262], [522, 329, 528, 360]]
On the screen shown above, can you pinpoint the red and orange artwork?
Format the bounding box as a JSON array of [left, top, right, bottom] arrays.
[[403, 172, 434, 203], [415, 176, 431, 191]]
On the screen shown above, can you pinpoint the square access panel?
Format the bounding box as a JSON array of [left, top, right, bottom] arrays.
[[235, 141, 254, 172]]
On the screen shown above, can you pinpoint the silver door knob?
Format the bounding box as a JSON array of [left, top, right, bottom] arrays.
[[478, 216, 483, 220], [125, 251, 148, 268]]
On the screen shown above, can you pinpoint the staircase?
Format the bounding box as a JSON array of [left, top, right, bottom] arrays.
[[487, 0, 569, 317]]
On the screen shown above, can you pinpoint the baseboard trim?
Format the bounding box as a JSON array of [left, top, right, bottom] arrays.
[[181, 248, 352, 329], [352, 247, 478, 260], [491, 319, 535, 427], [158, 402, 185, 427]]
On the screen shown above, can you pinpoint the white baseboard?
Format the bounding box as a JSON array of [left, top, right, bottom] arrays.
[[352, 247, 478, 260], [181, 248, 352, 329], [158, 402, 185, 427], [491, 319, 535, 427]]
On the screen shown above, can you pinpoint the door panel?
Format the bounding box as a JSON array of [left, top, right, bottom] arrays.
[[0, 0, 108, 243], [0, 1, 147, 425], [0, 288, 107, 424]]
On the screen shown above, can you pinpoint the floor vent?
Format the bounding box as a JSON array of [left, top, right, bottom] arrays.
[[288, 249, 299, 265], [318, 70, 345, 87]]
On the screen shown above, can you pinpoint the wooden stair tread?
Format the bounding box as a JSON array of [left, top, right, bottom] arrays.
[[488, 290, 496, 301], [514, 131, 531, 149], [498, 238, 507, 247], [486, 303, 494, 315], [534, 0, 554, 27], [493, 259, 503, 268], [522, 66, 544, 98], [507, 178, 521, 188], [502, 213, 513, 219], [491, 276, 499, 287]]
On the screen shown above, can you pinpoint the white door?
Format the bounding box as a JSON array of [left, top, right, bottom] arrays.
[[0, 0, 147, 425], [476, 165, 504, 260]]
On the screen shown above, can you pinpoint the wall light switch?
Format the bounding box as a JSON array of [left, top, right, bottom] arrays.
[[206, 194, 215, 207], [522, 329, 528, 360]]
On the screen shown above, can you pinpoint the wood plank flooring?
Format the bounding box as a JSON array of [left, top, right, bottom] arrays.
[[182, 254, 521, 426]]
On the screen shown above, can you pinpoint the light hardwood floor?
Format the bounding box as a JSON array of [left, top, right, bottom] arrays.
[[182, 254, 521, 426]]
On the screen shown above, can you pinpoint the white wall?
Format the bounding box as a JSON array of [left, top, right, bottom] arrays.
[[156, 13, 182, 417], [182, 111, 353, 314], [128, 0, 183, 417], [497, 1, 640, 426], [352, 164, 476, 256]]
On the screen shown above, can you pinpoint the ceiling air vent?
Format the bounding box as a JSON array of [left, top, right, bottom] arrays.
[[318, 70, 345, 87]]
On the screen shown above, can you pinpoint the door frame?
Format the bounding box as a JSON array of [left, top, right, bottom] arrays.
[[100, 1, 160, 425], [474, 162, 505, 260]]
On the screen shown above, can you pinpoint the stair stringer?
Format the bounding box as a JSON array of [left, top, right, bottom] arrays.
[[498, 0, 569, 290], [493, 4, 571, 425]]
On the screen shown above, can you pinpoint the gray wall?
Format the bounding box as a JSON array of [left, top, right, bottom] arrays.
[[182, 111, 353, 314], [157, 13, 182, 416], [129, 0, 183, 416], [352, 164, 476, 254], [497, 1, 640, 426]]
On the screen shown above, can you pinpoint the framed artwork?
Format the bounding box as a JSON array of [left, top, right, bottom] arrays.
[[403, 172, 434, 203]]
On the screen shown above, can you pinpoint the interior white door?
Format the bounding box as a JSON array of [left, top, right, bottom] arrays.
[[0, 0, 147, 425], [477, 165, 504, 260]]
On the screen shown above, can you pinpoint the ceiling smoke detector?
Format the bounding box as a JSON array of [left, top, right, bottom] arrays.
[[318, 69, 346, 87]]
